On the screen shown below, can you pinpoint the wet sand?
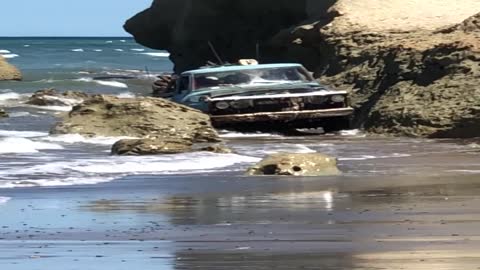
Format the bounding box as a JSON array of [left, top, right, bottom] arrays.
[[2, 169, 480, 269]]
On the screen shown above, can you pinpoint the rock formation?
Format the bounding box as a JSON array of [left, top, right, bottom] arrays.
[[0, 55, 22, 81], [111, 138, 231, 155], [27, 89, 89, 107], [51, 95, 221, 154], [247, 153, 340, 176], [0, 108, 8, 118], [126, 0, 480, 138]]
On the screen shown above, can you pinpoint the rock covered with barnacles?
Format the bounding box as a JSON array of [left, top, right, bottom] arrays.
[[246, 153, 341, 176]]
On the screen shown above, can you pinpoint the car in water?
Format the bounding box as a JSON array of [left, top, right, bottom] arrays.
[[155, 63, 354, 132]]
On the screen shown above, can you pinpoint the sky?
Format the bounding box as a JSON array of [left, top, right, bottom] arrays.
[[0, 0, 152, 37]]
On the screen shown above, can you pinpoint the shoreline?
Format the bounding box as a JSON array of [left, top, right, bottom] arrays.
[[2, 173, 480, 268]]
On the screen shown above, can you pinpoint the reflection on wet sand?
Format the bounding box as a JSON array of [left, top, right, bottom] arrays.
[[81, 174, 480, 269]]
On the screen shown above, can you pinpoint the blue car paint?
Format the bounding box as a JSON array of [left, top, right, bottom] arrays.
[[172, 64, 322, 113]]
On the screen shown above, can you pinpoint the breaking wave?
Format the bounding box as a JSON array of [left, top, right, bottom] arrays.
[[75, 77, 128, 88], [0, 137, 63, 154], [141, 52, 170, 57]]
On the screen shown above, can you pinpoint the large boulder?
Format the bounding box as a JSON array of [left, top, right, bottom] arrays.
[[51, 95, 220, 153], [111, 138, 193, 155], [0, 108, 8, 118], [247, 153, 341, 176], [0, 55, 22, 81], [26, 89, 89, 107]]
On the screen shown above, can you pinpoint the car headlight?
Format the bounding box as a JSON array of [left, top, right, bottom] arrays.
[[331, 95, 345, 103], [215, 101, 230, 110]]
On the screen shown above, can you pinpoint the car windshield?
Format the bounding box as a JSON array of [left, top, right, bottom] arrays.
[[192, 66, 313, 90]]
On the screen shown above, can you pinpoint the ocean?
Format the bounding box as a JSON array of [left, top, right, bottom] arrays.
[[1, 37, 480, 189]]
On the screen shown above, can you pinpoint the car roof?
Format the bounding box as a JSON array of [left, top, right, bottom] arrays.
[[181, 63, 304, 76]]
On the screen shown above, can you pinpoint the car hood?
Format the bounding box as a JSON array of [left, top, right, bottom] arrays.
[[194, 82, 327, 98]]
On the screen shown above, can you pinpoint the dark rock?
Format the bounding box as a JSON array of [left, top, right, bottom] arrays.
[[247, 153, 340, 176], [0, 108, 8, 118], [27, 89, 89, 107], [111, 138, 193, 155], [124, 0, 318, 73]]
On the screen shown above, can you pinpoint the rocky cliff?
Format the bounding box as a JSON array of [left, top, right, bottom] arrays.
[[125, 0, 480, 138], [0, 55, 22, 81]]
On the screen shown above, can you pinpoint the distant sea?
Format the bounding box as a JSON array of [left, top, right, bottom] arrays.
[[0, 37, 172, 95]]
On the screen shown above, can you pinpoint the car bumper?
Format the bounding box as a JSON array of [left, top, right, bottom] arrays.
[[210, 107, 354, 124]]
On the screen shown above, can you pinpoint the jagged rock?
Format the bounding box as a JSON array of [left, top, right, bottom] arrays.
[[0, 55, 21, 81], [0, 108, 8, 118], [125, 1, 480, 138], [111, 138, 193, 155], [27, 89, 89, 107], [124, 0, 311, 73], [247, 153, 340, 176], [111, 139, 232, 156], [51, 95, 220, 144]]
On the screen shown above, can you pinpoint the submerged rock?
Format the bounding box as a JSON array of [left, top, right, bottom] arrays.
[[0, 108, 8, 118], [111, 139, 232, 156], [52, 95, 220, 154], [0, 55, 22, 81], [112, 138, 193, 155], [27, 88, 89, 107], [247, 153, 340, 176]]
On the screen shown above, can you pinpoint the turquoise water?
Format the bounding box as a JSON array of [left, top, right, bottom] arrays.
[[0, 37, 172, 95]]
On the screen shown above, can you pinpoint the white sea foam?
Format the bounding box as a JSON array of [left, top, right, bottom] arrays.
[[75, 77, 128, 88], [24, 45, 30, 47], [120, 40, 126, 43], [340, 129, 366, 137], [0, 152, 259, 188], [2, 54, 19, 59], [252, 144, 316, 155], [95, 80, 128, 88], [116, 92, 135, 98], [0, 50, 11, 54], [93, 49, 103, 52], [0, 197, 11, 204], [339, 153, 411, 161], [0, 137, 63, 154], [141, 52, 170, 57], [70, 153, 260, 174], [0, 92, 21, 102], [106, 41, 113, 43], [0, 130, 48, 138], [8, 112, 31, 117], [114, 49, 124, 52], [41, 134, 137, 145], [219, 131, 282, 138], [26, 104, 73, 112], [131, 48, 145, 52], [71, 49, 84, 52]]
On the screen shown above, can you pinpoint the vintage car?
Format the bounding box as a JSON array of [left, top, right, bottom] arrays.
[[154, 63, 354, 132]]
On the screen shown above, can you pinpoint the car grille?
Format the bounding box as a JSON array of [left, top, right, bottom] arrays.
[[210, 96, 346, 115]]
